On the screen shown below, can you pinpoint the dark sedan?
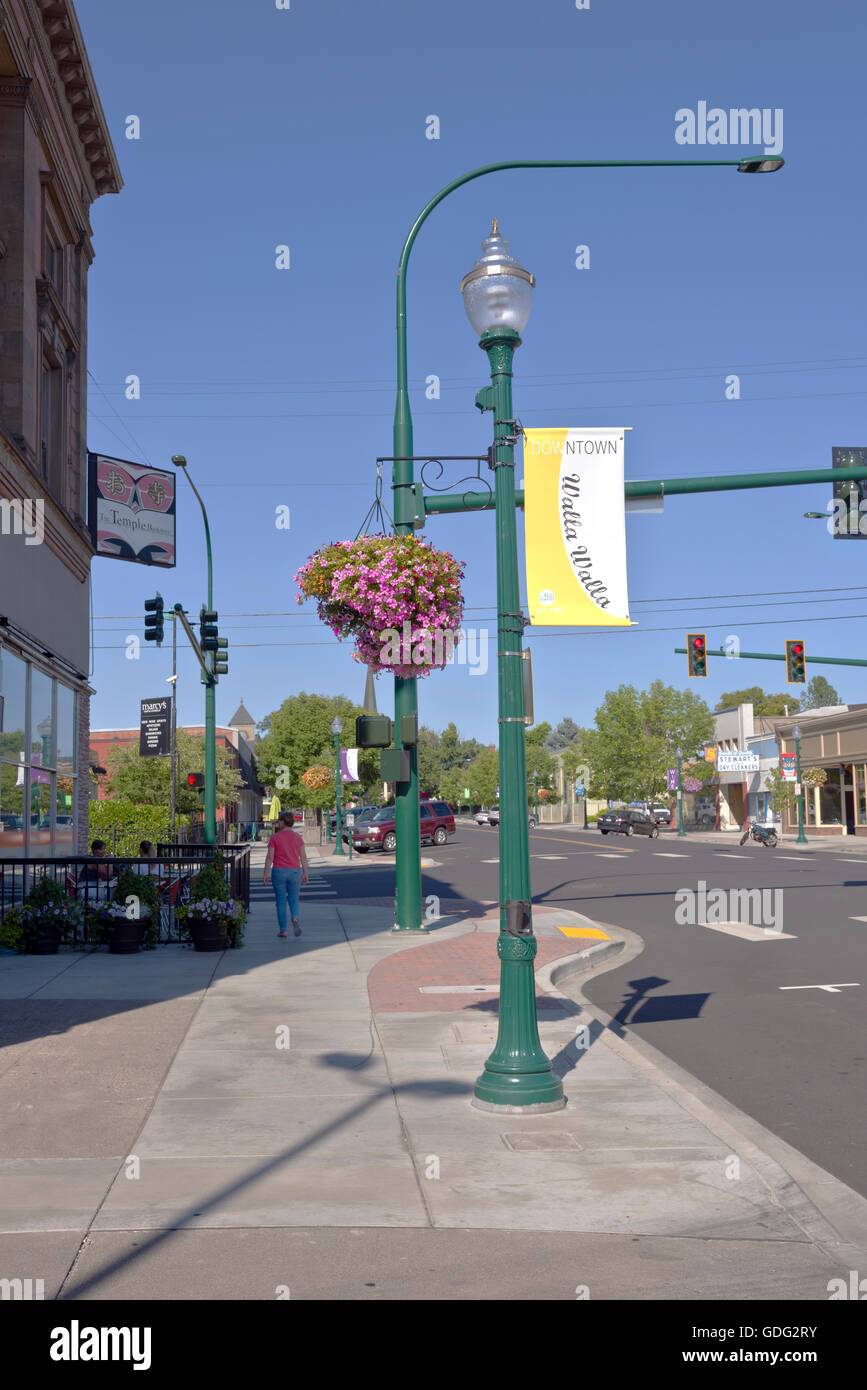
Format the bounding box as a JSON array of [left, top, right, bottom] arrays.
[[598, 809, 659, 838]]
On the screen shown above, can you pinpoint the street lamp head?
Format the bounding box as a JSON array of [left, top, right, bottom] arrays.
[[331, 717, 343, 734], [737, 157, 785, 173], [460, 218, 535, 337], [675, 747, 683, 759], [792, 724, 802, 739], [171, 455, 187, 468]]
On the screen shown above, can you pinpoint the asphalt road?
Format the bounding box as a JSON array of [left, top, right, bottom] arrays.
[[311, 821, 867, 1199]]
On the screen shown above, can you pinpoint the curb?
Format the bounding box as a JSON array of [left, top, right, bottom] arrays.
[[534, 911, 867, 1270]]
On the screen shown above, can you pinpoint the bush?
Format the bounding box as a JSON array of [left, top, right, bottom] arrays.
[[190, 852, 230, 902], [88, 800, 189, 854]]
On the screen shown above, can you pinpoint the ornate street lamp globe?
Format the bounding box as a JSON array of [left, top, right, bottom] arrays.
[[460, 219, 535, 336], [792, 725, 802, 740], [331, 717, 343, 735]]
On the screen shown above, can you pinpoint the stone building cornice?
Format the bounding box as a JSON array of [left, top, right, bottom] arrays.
[[1, 1, 122, 202]]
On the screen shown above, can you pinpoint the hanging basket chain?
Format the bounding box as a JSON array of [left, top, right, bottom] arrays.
[[355, 461, 394, 539]]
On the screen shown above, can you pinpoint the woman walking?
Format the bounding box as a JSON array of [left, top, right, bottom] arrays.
[[264, 811, 309, 938]]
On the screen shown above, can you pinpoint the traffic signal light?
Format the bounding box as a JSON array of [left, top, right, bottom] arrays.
[[187, 772, 204, 788], [213, 636, 228, 676], [786, 639, 806, 684], [144, 595, 164, 645], [687, 633, 707, 677], [200, 609, 219, 651]]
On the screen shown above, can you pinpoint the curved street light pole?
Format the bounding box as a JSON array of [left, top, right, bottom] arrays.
[[391, 156, 779, 931]]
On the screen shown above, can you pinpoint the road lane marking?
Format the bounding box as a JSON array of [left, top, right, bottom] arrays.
[[595, 853, 625, 859], [849, 917, 867, 922], [533, 854, 568, 860], [654, 852, 690, 858], [481, 858, 499, 863], [713, 853, 751, 858], [779, 983, 859, 993], [556, 926, 610, 939], [702, 921, 796, 942], [836, 858, 867, 863]]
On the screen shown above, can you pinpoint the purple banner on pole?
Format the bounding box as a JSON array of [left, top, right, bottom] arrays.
[[340, 748, 360, 783], [667, 768, 678, 791]]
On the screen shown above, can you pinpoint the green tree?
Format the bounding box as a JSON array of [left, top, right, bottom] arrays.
[[466, 748, 499, 807], [766, 765, 797, 823], [417, 726, 442, 793], [715, 686, 800, 716], [255, 692, 380, 806], [800, 675, 841, 710], [104, 730, 244, 814], [582, 682, 714, 804], [545, 717, 580, 751]]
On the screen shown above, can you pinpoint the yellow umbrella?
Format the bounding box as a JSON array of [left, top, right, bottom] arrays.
[[266, 794, 282, 821]]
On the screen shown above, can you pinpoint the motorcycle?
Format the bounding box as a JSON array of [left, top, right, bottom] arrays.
[[740, 823, 778, 848]]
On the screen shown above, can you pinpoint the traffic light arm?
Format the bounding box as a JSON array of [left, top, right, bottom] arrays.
[[173, 605, 214, 681], [674, 647, 867, 669], [422, 463, 867, 517]]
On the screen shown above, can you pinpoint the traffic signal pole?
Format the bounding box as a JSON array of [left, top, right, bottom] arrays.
[[173, 458, 217, 847]]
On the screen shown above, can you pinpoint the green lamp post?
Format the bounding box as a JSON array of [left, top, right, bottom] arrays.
[[173, 455, 217, 847], [463, 222, 564, 1114], [792, 723, 808, 844], [390, 156, 782, 933], [676, 747, 686, 838], [331, 716, 345, 857], [533, 771, 539, 824]]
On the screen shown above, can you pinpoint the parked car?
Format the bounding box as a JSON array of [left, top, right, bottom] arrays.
[[352, 800, 456, 853], [474, 809, 490, 825], [650, 805, 671, 824], [598, 808, 659, 838]]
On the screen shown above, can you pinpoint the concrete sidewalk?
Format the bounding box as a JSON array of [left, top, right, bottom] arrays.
[[0, 848, 864, 1300]]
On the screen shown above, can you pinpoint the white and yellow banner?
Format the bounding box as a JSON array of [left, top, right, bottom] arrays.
[[524, 427, 631, 627]]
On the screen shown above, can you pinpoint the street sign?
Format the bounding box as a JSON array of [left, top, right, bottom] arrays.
[[575, 783, 584, 795], [139, 697, 171, 757], [88, 454, 176, 567], [463, 787, 470, 798], [717, 751, 760, 773]]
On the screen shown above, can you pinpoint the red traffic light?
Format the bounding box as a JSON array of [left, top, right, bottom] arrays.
[[693, 637, 704, 649], [792, 643, 803, 655], [187, 772, 204, 788]]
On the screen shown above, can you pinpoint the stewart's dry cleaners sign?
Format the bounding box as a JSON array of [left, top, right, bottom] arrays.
[[523, 428, 631, 628]]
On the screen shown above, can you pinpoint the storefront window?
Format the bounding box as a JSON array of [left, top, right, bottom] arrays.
[[0, 646, 27, 758], [0, 647, 76, 856], [856, 765, 867, 825], [806, 787, 817, 825], [818, 767, 842, 825], [31, 667, 54, 768], [56, 683, 76, 776]]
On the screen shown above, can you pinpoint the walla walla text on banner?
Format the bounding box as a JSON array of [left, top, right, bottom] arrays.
[[524, 428, 631, 626]]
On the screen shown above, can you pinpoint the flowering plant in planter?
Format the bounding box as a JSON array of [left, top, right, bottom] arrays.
[[0, 907, 25, 954], [176, 897, 245, 949], [17, 893, 84, 953], [295, 535, 465, 678]]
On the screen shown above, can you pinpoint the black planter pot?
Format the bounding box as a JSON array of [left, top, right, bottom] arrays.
[[189, 919, 228, 952], [28, 920, 62, 955], [106, 918, 145, 955]]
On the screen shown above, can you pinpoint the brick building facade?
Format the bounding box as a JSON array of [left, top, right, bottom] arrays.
[[0, 0, 121, 856]]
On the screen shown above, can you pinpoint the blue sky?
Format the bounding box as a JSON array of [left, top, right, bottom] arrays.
[[78, 0, 867, 741]]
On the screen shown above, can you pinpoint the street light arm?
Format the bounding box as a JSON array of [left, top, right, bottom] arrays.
[[178, 465, 214, 609], [395, 157, 745, 418]]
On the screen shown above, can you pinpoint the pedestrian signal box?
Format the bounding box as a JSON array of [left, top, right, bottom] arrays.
[[356, 715, 393, 748]]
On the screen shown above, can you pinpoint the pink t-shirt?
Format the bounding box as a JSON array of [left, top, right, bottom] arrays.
[[270, 829, 305, 869]]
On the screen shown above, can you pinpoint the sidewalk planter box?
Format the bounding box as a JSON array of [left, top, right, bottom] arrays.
[[188, 919, 228, 952], [27, 920, 63, 955], [106, 916, 147, 955]]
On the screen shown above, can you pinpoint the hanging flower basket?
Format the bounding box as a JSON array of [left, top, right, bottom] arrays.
[[683, 777, 703, 793], [538, 788, 550, 800], [295, 535, 465, 678], [302, 766, 334, 792], [801, 767, 828, 787]]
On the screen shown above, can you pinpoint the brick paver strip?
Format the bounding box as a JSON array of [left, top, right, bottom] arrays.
[[368, 928, 578, 1013]]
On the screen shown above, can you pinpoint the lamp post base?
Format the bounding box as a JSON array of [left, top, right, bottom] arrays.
[[472, 1094, 566, 1114], [391, 924, 428, 934]]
